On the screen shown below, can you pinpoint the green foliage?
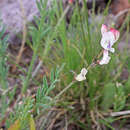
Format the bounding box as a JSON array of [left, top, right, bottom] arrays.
[[113, 83, 126, 111], [22, 0, 53, 93], [126, 57, 130, 72], [101, 83, 126, 112], [0, 24, 8, 89], [124, 77, 130, 95], [36, 65, 64, 114], [29, 116, 36, 130], [0, 21, 9, 119], [99, 118, 115, 130], [101, 83, 116, 110], [15, 98, 34, 129]]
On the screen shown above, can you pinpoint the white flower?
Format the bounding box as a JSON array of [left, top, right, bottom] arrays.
[[100, 24, 120, 53], [99, 50, 111, 65], [75, 68, 88, 81]]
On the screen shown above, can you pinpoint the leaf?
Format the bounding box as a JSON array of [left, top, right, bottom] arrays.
[[29, 116, 36, 130], [114, 84, 126, 111], [40, 27, 51, 39], [126, 57, 130, 72], [99, 119, 115, 130], [50, 69, 54, 82], [36, 0, 42, 12], [101, 83, 116, 111], [8, 119, 20, 130], [43, 76, 48, 89], [125, 77, 130, 95]]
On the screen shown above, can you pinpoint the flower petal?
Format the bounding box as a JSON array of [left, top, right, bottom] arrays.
[[110, 28, 120, 42], [99, 50, 111, 65], [75, 74, 86, 81], [81, 68, 88, 76], [100, 25, 120, 53], [100, 31, 116, 53], [109, 47, 115, 53], [101, 24, 108, 36], [68, 0, 73, 4], [75, 68, 88, 81]]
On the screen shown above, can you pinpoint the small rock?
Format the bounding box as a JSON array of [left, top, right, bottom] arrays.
[[0, 0, 40, 44]]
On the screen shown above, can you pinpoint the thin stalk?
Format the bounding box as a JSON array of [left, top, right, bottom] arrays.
[[36, 80, 76, 120], [22, 48, 38, 93], [54, 80, 76, 100], [103, 0, 111, 16], [31, 5, 71, 79], [83, 0, 91, 44], [12, 0, 27, 72], [83, 0, 92, 64], [22, 0, 47, 93], [43, 5, 70, 58], [77, 1, 86, 45]]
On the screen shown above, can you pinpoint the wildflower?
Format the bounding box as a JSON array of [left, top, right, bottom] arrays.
[[101, 24, 120, 53], [75, 68, 88, 81], [99, 50, 111, 65]]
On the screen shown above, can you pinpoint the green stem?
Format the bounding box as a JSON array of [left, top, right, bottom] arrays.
[[77, 1, 86, 46], [54, 80, 76, 100], [36, 80, 76, 120], [22, 47, 38, 94]]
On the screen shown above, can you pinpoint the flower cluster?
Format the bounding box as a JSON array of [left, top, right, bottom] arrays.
[[99, 24, 120, 65], [75, 24, 120, 81]]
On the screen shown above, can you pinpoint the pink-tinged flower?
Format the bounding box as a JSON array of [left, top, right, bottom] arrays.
[[101, 24, 108, 35], [99, 50, 111, 65], [68, 0, 74, 4], [75, 68, 88, 81], [101, 24, 120, 53]]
